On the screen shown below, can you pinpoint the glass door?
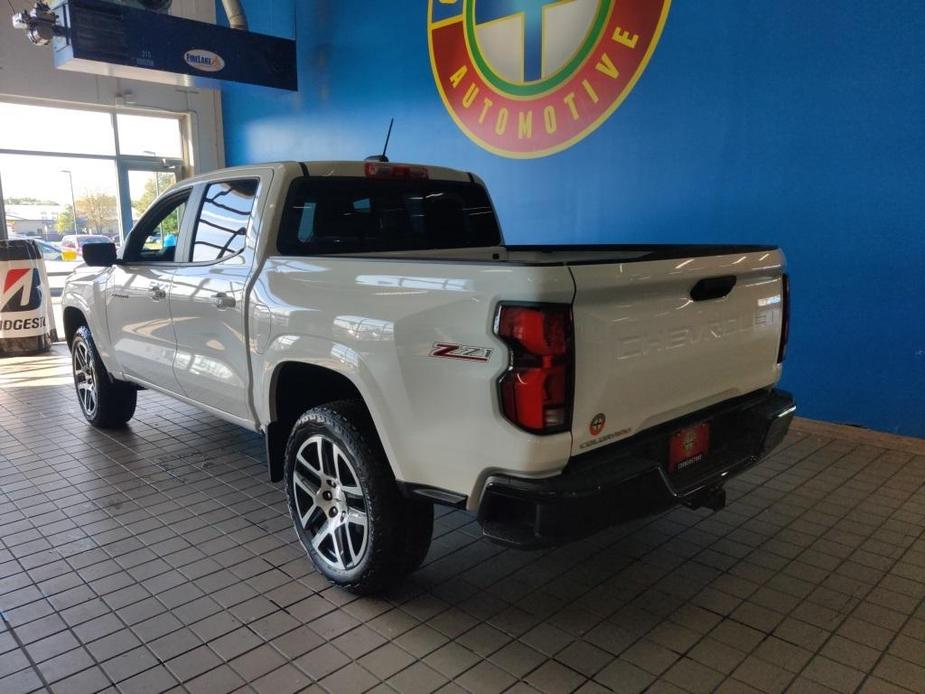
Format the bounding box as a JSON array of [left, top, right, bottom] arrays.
[[118, 161, 180, 243]]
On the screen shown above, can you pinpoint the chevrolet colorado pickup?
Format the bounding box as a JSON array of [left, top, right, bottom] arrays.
[[62, 161, 795, 593]]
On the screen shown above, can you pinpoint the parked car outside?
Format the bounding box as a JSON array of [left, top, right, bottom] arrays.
[[60, 235, 114, 261], [33, 239, 63, 261]]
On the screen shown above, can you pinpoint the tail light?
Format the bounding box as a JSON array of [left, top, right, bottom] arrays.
[[364, 162, 429, 179], [778, 273, 790, 363], [495, 304, 574, 434]]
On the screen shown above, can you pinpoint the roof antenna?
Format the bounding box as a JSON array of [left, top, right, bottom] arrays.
[[365, 118, 394, 163]]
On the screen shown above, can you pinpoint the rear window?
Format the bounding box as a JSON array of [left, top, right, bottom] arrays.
[[277, 177, 501, 255], [191, 179, 258, 263]]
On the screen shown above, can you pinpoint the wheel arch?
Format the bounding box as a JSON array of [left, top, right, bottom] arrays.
[[265, 361, 389, 483], [63, 306, 89, 347]]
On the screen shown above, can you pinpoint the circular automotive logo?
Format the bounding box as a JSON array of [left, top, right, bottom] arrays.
[[590, 413, 606, 436], [428, 0, 671, 159]]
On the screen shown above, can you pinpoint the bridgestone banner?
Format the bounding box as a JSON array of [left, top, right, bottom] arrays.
[[0, 241, 52, 344]]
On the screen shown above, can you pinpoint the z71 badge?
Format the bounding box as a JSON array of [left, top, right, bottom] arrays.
[[430, 342, 494, 362]]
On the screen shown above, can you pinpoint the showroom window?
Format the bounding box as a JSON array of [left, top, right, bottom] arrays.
[[0, 100, 189, 243]]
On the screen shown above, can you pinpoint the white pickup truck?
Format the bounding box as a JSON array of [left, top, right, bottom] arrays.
[[62, 161, 795, 593]]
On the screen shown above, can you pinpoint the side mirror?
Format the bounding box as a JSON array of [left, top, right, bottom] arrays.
[[82, 242, 118, 267]]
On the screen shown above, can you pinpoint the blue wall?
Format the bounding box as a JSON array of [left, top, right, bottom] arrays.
[[221, 1, 925, 437]]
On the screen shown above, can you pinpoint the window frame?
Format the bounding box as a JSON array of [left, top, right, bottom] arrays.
[[0, 96, 191, 244]]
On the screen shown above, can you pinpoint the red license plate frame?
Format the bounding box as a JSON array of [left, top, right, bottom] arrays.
[[668, 422, 711, 473]]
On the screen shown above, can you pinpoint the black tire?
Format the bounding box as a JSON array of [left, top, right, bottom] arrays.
[[71, 326, 137, 428], [284, 400, 433, 594]]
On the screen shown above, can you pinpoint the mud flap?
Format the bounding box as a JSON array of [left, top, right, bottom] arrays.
[[265, 421, 287, 482]]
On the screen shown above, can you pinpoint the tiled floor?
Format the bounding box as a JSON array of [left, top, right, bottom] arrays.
[[0, 347, 923, 694]]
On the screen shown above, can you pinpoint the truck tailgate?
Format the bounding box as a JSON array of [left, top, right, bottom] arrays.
[[569, 249, 786, 454]]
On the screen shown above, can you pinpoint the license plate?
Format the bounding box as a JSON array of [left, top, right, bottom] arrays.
[[668, 422, 711, 473]]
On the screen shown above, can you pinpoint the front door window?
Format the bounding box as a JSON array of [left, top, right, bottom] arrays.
[[123, 193, 189, 264]]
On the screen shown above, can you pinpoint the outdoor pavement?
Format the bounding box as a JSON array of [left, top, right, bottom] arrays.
[[0, 346, 923, 693]]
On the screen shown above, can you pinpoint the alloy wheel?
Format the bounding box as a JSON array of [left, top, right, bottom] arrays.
[[292, 435, 369, 571], [73, 341, 98, 417]]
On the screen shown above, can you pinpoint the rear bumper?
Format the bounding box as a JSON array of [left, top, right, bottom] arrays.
[[477, 388, 795, 548]]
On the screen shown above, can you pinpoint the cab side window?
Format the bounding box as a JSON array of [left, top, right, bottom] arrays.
[[190, 179, 259, 263], [123, 192, 189, 263]]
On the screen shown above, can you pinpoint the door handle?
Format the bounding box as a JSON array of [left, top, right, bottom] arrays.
[[213, 292, 236, 310], [148, 284, 166, 301], [690, 276, 737, 302]]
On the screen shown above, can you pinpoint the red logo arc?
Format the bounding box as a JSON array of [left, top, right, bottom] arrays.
[[428, 0, 672, 158]]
